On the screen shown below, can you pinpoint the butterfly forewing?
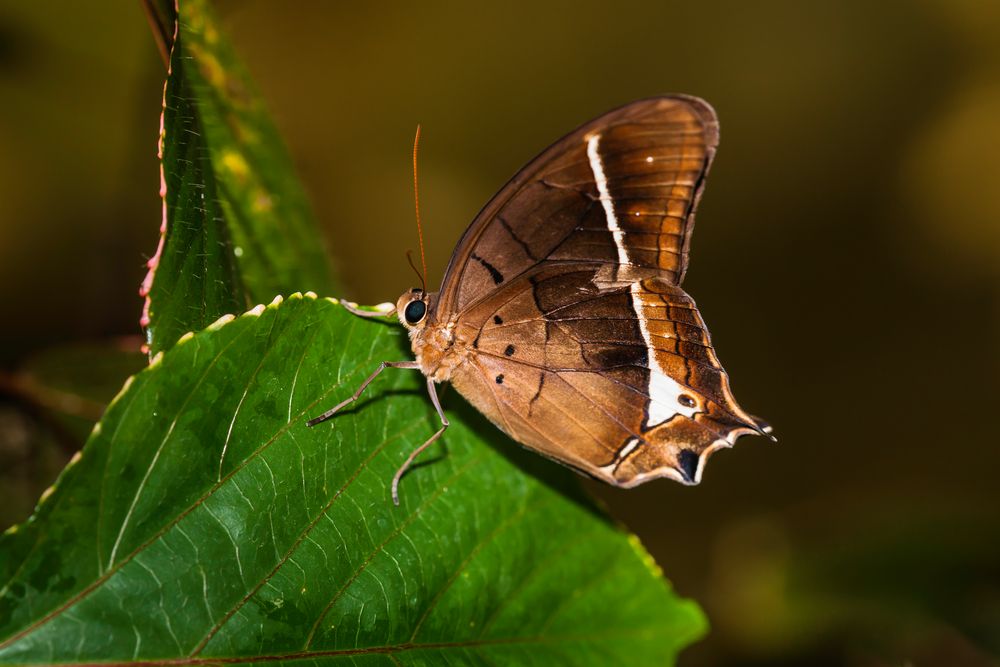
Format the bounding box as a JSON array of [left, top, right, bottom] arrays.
[[436, 96, 718, 316]]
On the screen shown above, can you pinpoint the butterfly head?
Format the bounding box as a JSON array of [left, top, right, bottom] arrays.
[[396, 288, 431, 330]]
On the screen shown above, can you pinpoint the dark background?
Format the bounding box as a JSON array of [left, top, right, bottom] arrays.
[[1, 2, 997, 665]]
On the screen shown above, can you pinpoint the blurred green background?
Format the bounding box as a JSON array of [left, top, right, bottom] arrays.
[[1, 1, 997, 665]]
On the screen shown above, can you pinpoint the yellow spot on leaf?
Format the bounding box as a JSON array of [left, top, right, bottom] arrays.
[[252, 193, 274, 213], [221, 150, 250, 181]]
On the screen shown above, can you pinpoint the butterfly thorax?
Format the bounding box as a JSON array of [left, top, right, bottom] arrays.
[[396, 290, 470, 383], [410, 317, 473, 383]]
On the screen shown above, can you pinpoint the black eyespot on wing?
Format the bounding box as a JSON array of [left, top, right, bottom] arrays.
[[504, 344, 515, 356], [677, 449, 698, 483], [495, 374, 504, 384], [679, 394, 696, 408], [493, 315, 503, 325], [404, 300, 427, 324]]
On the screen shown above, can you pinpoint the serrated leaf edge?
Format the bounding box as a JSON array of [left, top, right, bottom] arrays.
[[138, 6, 180, 341], [3, 293, 326, 541]]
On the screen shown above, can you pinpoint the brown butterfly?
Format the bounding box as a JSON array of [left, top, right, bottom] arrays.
[[309, 95, 773, 504]]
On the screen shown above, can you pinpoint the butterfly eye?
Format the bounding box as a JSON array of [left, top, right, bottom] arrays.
[[403, 299, 427, 325]]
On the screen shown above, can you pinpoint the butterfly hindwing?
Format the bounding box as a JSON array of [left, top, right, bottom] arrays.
[[448, 264, 764, 486]]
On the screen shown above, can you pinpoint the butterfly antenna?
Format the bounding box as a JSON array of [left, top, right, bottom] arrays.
[[405, 249, 426, 294], [412, 124, 429, 292]]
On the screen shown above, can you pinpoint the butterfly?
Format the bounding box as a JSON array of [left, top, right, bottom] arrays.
[[309, 95, 772, 504]]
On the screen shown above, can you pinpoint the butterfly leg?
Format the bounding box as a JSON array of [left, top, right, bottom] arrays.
[[306, 360, 421, 426], [391, 379, 449, 506]]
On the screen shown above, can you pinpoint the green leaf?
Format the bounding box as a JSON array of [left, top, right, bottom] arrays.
[[142, 0, 336, 356], [0, 295, 705, 665]]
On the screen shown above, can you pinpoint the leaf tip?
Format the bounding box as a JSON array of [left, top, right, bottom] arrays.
[[178, 331, 196, 345], [247, 304, 266, 317], [149, 351, 165, 368], [304, 291, 318, 299], [269, 294, 284, 307]]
